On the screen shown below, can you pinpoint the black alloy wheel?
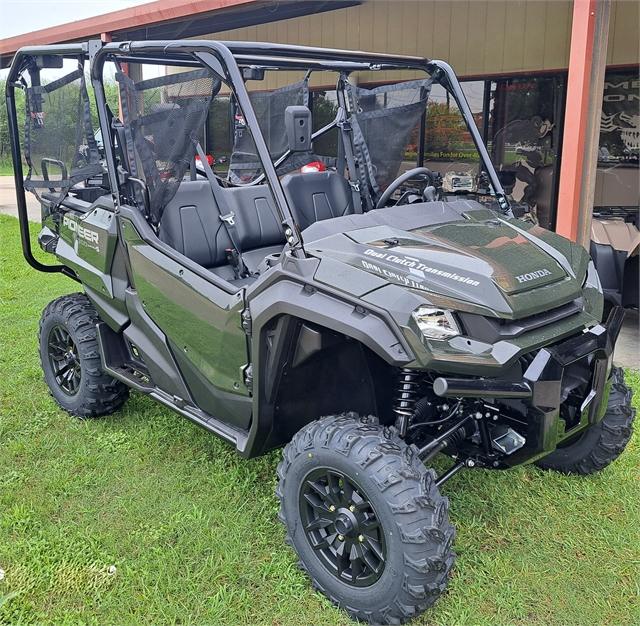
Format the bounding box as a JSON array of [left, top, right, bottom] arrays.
[[47, 324, 82, 395], [277, 414, 456, 625], [300, 468, 386, 587], [39, 293, 129, 417]]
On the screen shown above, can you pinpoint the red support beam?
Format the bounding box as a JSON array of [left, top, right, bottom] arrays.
[[556, 0, 610, 246]]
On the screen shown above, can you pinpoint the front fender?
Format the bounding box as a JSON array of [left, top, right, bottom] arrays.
[[240, 272, 412, 458]]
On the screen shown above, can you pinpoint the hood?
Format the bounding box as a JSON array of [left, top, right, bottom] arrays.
[[303, 201, 583, 317]]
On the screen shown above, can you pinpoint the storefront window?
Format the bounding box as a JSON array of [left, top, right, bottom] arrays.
[[488, 76, 563, 228], [594, 69, 639, 209], [422, 81, 484, 175], [205, 68, 637, 226]]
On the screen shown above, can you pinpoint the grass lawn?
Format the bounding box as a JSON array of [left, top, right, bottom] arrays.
[[0, 213, 638, 626], [0, 160, 15, 177]]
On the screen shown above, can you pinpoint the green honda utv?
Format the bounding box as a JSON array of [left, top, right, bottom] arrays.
[[5, 40, 635, 624]]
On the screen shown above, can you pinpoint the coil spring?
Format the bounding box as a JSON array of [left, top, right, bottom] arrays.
[[394, 368, 421, 419]]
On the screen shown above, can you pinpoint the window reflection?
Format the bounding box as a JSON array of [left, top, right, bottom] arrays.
[[488, 77, 561, 229], [423, 82, 484, 175]]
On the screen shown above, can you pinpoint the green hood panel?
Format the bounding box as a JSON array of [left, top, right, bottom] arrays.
[[305, 203, 585, 319], [416, 221, 567, 294]]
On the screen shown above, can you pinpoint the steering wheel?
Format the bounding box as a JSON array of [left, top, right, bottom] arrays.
[[375, 167, 436, 209]]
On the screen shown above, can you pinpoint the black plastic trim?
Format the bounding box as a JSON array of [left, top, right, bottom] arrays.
[[458, 298, 583, 344]]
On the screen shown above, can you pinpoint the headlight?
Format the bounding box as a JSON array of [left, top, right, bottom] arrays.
[[411, 306, 460, 340]]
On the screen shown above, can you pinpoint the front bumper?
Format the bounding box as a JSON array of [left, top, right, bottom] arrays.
[[510, 306, 625, 465], [434, 307, 626, 466]]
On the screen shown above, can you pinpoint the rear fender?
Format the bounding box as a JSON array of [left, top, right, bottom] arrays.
[[50, 198, 122, 297], [591, 218, 640, 306]]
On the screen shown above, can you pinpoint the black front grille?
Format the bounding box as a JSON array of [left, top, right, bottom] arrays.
[[458, 298, 583, 344]]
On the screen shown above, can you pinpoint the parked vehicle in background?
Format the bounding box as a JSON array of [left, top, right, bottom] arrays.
[[590, 206, 639, 318]]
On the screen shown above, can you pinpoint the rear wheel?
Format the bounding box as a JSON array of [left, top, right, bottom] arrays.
[[39, 293, 129, 417], [276, 414, 455, 624], [536, 367, 635, 475]]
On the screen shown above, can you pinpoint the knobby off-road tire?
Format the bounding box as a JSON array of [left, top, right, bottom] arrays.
[[536, 367, 635, 475], [39, 293, 129, 417], [276, 414, 455, 625]]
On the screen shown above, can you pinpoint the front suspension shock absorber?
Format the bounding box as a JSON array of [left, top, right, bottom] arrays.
[[393, 368, 421, 437]]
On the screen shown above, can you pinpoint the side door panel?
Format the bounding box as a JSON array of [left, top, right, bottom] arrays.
[[121, 218, 252, 429]]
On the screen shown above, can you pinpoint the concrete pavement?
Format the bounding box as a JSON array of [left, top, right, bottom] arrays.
[[0, 176, 638, 370], [616, 309, 639, 370], [0, 175, 42, 222]]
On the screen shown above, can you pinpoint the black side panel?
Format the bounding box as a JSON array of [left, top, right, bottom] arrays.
[[254, 317, 397, 455], [590, 241, 625, 305], [85, 286, 130, 332], [622, 256, 639, 308]]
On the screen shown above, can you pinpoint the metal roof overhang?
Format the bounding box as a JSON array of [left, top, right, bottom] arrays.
[[0, 0, 361, 69]]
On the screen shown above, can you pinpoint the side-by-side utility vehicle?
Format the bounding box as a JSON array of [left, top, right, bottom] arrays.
[[5, 40, 635, 624]]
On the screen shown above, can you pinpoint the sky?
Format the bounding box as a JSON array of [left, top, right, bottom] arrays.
[[0, 0, 157, 40]]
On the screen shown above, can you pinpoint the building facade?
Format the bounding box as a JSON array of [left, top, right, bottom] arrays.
[[199, 0, 639, 231], [1, 0, 638, 234]]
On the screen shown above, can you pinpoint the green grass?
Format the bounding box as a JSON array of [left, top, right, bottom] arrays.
[[1, 213, 639, 626], [0, 158, 15, 177]]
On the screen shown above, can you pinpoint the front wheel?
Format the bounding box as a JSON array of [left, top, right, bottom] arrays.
[[39, 293, 129, 418], [535, 367, 635, 475], [276, 414, 455, 624]]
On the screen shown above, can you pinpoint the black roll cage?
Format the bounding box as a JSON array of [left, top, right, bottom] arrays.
[[5, 39, 510, 275]]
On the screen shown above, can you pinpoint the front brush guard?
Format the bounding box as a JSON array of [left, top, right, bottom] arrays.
[[432, 307, 625, 467], [510, 306, 625, 465]]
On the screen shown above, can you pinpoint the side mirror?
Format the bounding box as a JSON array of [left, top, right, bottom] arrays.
[[285, 106, 311, 152]]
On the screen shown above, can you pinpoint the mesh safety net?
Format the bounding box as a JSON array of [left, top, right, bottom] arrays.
[[229, 79, 320, 183], [346, 78, 433, 200], [117, 68, 219, 224], [23, 62, 102, 210]]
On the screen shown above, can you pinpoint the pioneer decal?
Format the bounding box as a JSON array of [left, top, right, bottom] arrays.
[[515, 269, 552, 283], [63, 215, 100, 251], [363, 248, 480, 287]]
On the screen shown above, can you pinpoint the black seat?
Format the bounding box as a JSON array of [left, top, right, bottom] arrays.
[[158, 181, 227, 268], [158, 180, 285, 276], [281, 171, 359, 231]]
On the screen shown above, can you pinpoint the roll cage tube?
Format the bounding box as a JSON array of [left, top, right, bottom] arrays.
[[5, 44, 89, 277], [427, 60, 512, 216], [85, 40, 122, 216], [91, 40, 308, 257], [84, 41, 510, 247]]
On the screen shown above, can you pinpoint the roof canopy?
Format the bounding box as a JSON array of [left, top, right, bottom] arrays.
[[0, 0, 360, 68]]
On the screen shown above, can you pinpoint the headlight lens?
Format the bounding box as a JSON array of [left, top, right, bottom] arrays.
[[411, 306, 460, 340]]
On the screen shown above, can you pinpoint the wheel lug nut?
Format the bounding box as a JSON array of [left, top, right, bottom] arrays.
[[329, 505, 335, 512], [358, 535, 364, 542], [349, 506, 355, 513], [338, 535, 344, 541]]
